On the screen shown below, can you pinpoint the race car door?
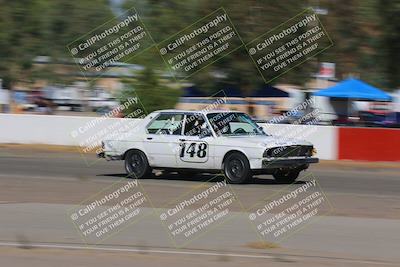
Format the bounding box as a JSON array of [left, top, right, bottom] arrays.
[[177, 114, 215, 169], [143, 113, 183, 168]]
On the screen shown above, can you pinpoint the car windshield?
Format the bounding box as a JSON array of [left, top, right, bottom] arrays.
[[206, 112, 266, 136]]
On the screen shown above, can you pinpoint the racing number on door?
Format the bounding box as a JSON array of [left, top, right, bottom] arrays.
[[179, 142, 208, 163]]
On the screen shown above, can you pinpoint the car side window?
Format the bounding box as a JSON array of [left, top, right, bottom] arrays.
[[184, 114, 211, 137], [147, 113, 183, 135]]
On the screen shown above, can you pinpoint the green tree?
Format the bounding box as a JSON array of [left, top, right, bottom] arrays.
[[124, 0, 311, 98], [0, 0, 113, 89], [120, 68, 181, 116], [378, 0, 400, 88]]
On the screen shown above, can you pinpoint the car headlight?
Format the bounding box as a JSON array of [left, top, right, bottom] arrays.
[[312, 147, 317, 156], [263, 148, 271, 157]]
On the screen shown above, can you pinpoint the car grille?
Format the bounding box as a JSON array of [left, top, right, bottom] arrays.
[[264, 145, 313, 158]]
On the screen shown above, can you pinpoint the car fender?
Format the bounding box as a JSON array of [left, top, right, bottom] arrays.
[[120, 141, 148, 160], [215, 145, 262, 170]]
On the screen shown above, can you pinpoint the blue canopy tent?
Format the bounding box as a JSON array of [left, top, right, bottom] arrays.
[[249, 85, 289, 98], [313, 78, 392, 101], [183, 85, 289, 98], [182, 86, 207, 97], [182, 86, 242, 98], [313, 78, 392, 122]]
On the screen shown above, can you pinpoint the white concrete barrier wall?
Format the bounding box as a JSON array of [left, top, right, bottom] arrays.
[[0, 114, 139, 146], [0, 114, 337, 160]]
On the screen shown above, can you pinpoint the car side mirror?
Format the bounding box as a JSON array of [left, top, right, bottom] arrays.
[[258, 125, 266, 134]]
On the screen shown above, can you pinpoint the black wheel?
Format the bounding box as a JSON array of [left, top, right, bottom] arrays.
[[124, 150, 152, 179], [273, 170, 299, 184], [223, 152, 252, 184]]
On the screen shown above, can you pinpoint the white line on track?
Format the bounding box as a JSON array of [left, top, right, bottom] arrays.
[[0, 241, 396, 265], [0, 241, 273, 259]]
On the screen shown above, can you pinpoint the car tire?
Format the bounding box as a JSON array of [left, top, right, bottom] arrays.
[[273, 170, 299, 184], [223, 152, 252, 184], [124, 150, 152, 179]]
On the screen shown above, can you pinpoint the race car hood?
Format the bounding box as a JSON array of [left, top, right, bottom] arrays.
[[217, 135, 312, 149]]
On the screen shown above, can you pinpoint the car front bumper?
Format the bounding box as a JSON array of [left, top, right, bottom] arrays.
[[97, 151, 122, 160], [261, 157, 319, 169]]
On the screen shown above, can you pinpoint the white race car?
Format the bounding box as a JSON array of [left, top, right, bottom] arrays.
[[98, 110, 318, 184]]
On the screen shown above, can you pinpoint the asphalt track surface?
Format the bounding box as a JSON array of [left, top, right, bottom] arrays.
[[0, 147, 399, 267]]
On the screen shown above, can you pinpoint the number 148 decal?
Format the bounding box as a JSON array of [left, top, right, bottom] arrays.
[[179, 142, 208, 162]]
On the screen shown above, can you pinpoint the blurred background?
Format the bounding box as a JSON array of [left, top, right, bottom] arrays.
[[1, 3, 400, 265], [0, 0, 399, 127]]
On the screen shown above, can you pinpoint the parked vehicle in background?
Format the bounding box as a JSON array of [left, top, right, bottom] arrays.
[[357, 102, 398, 127], [43, 85, 118, 112]]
